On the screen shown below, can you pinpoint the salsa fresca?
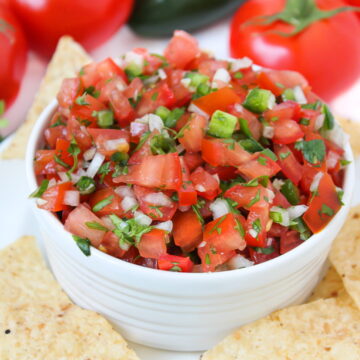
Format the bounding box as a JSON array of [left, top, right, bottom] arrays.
[[31, 30, 348, 272]]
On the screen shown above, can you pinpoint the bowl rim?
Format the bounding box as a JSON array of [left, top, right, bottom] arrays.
[[26, 98, 355, 282]]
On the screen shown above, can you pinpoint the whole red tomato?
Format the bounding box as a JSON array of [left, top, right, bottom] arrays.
[[0, 4, 27, 107], [9, 0, 134, 58], [230, 0, 360, 101]]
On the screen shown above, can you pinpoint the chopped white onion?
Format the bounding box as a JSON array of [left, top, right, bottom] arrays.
[[143, 75, 159, 85], [198, 241, 207, 248], [130, 121, 149, 137], [209, 198, 230, 219], [195, 184, 206, 192], [144, 192, 172, 207], [249, 229, 258, 238], [123, 51, 144, 69], [121, 196, 138, 212], [234, 103, 243, 113], [179, 205, 191, 212], [267, 93, 276, 109], [148, 114, 164, 132], [36, 198, 48, 206], [101, 216, 115, 231], [63, 190, 80, 207], [326, 150, 339, 169], [270, 206, 290, 227], [213, 68, 231, 84], [48, 178, 57, 188], [180, 78, 192, 90], [287, 205, 309, 220], [272, 179, 285, 191], [266, 189, 275, 204], [134, 211, 152, 226], [230, 57, 253, 72], [114, 185, 135, 198], [154, 220, 173, 232], [104, 138, 128, 151], [263, 126, 274, 139], [211, 173, 220, 184], [58, 172, 69, 183], [188, 103, 210, 119], [176, 144, 185, 154], [293, 86, 307, 104], [227, 255, 254, 269], [314, 114, 325, 131], [86, 152, 105, 178], [310, 172, 324, 193], [83, 147, 97, 161], [158, 68, 167, 80], [324, 123, 348, 148]]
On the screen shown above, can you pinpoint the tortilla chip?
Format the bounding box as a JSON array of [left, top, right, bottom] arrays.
[[0, 236, 139, 360], [1, 37, 91, 160], [307, 265, 345, 302], [202, 294, 360, 360], [330, 205, 360, 310], [336, 116, 360, 155]]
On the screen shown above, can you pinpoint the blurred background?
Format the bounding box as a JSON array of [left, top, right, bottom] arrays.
[[1, 0, 360, 140]]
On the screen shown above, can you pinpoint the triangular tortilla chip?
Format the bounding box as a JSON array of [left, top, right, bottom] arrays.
[[0, 236, 139, 360], [1, 36, 91, 160]]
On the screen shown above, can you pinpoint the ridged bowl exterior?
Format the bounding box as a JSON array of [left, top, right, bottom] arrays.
[[26, 99, 355, 351]]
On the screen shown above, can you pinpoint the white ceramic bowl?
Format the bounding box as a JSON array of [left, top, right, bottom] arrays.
[[26, 99, 355, 351]]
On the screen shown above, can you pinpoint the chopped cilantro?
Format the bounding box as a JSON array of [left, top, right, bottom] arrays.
[[260, 148, 277, 161], [279, 151, 291, 160], [319, 204, 334, 217], [209, 215, 227, 235], [248, 189, 261, 207], [192, 199, 205, 225], [205, 253, 211, 265], [92, 195, 114, 212], [72, 235, 91, 256], [252, 218, 262, 233], [252, 246, 274, 254], [151, 92, 159, 101], [322, 104, 335, 130], [75, 94, 89, 105], [50, 116, 66, 128], [295, 139, 326, 165], [75, 176, 96, 195], [149, 205, 164, 218], [98, 162, 111, 183], [234, 71, 243, 79], [54, 154, 70, 169], [29, 179, 49, 198], [85, 222, 108, 232], [257, 156, 267, 166]]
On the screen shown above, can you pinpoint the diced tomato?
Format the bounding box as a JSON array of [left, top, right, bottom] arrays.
[[130, 122, 149, 143], [133, 185, 177, 221], [123, 77, 143, 99], [128, 131, 158, 165], [183, 152, 203, 172], [203, 213, 246, 253], [190, 167, 220, 201], [45, 124, 67, 149], [114, 153, 182, 191], [245, 201, 269, 247], [224, 184, 267, 209], [324, 139, 344, 156], [39, 181, 73, 212], [55, 138, 74, 167], [138, 229, 168, 259], [268, 222, 287, 238], [89, 188, 132, 218], [272, 119, 304, 145], [198, 241, 236, 272], [298, 108, 321, 134], [228, 103, 262, 140], [87, 128, 130, 158], [34, 150, 56, 176], [164, 30, 199, 69], [158, 254, 194, 272], [193, 87, 241, 115], [280, 230, 303, 254], [249, 237, 280, 264], [274, 144, 303, 185], [107, 87, 135, 127], [166, 69, 192, 107], [57, 77, 83, 108], [64, 204, 107, 247], [97, 76, 127, 103], [136, 81, 176, 116], [264, 101, 301, 122], [303, 173, 342, 233], [172, 210, 203, 252], [198, 59, 228, 78], [300, 164, 321, 195], [201, 138, 251, 167], [257, 70, 308, 97], [179, 114, 207, 153], [66, 117, 93, 151], [238, 153, 280, 180], [272, 189, 291, 208], [133, 48, 164, 75], [205, 164, 238, 181], [71, 94, 107, 128], [178, 157, 197, 207], [100, 231, 126, 259], [96, 58, 127, 83]]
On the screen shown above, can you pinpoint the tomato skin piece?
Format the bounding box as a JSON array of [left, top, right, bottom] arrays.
[[172, 210, 203, 252], [164, 30, 199, 69], [40, 181, 74, 212], [280, 230, 303, 255], [114, 153, 182, 191], [272, 119, 304, 145], [190, 167, 220, 201], [64, 204, 107, 248], [183, 152, 203, 172], [274, 144, 303, 186], [87, 128, 130, 159], [193, 87, 241, 115], [230, 0, 360, 101], [138, 229, 168, 259], [34, 150, 56, 176], [133, 185, 177, 221], [303, 173, 342, 233], [203, 213, 247, 253], [158, 254, 194, 272], [100, 231, 126, 259], [245, 201, 269, 248], [179, 114, 207, 153], [10, 0, 134, 59]]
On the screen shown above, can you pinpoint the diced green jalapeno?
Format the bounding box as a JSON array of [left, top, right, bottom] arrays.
[[94, 110, 114, 128], [208, 110, 237, 138], [239, 138, 264, 153], [282, 88, 296, 102], [155, 106, 171, 121], [280, 179, 300, 205], [243, 88, 276, 113]]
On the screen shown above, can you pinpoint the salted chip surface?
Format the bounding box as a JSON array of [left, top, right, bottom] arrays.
[[307, 264, 345, 302], [330, 205, 360, 309], [202, 294, 360, 360], [1, 36, 91, 160], [0, 236, 139, 360]]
